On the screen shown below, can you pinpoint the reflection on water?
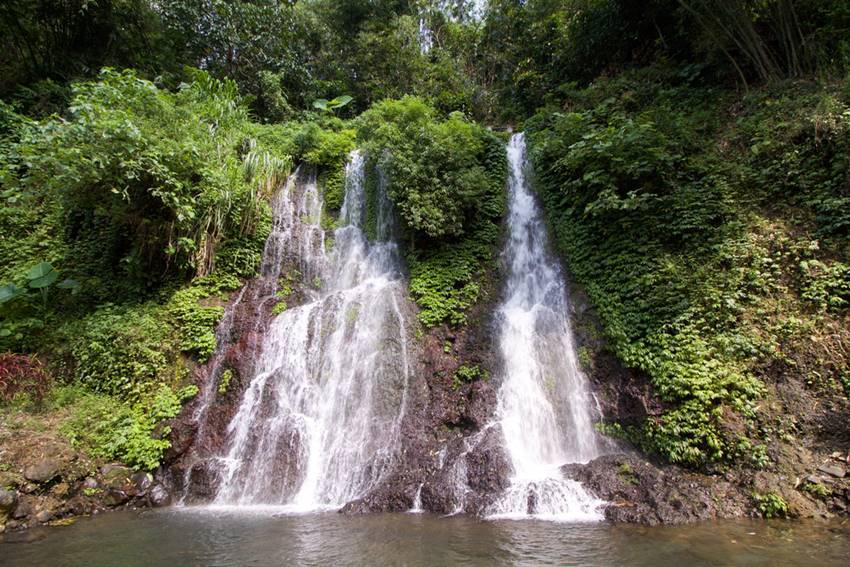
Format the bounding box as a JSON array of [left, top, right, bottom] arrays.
[[1, 509, 848, 567]]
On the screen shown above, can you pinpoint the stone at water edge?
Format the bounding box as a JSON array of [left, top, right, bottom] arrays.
[[103, 489, 129, 507], [131, 471, 153, 493], [0, 488, 16, 513], [12, 496, 33, 519], [35, 509, 54, 523], [148, 484, 171, 507], [100, 464, 133, 488], [0, 487, 16, 532]]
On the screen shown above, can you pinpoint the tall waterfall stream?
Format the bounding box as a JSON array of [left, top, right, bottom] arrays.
[[486, 133, 604, 520], [188, 151, 412, 511], [183, 138, 603, 520]]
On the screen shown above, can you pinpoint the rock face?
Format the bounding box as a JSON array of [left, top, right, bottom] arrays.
[[0, 457, 172, 535], [562, 454, 751, 524], [818, 463, 846, 478]]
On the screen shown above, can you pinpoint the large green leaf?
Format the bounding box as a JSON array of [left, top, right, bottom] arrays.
[[312, 98, 329, 111], [328, 95, 353, 109], [0, 283, 25, 304], [26, 261, 59, 289]]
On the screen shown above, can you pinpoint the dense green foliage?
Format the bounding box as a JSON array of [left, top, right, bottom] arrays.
[[526, 67, 850, 465], [0, 70, 295, 469], [58, 384, 198, 471], [480, 0, 850, 118], [356, 97, 506, 325]]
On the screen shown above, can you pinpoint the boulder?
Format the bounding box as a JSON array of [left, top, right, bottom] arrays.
[[35, 509, 54, 524], [103, 489, 129, 507], [562, 453, 750, 525], [101, 464, 133, 488], [131, 471, 153, 494], [12, 496, 34, 520], [0, 488, 16, 514], [148, 484, 171, 507], [63, 495, 95, 516], [23, 458, 61, 484]]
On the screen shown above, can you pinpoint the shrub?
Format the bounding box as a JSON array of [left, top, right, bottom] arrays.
[[62, 304, 182, 399], [452, 364, 488, 390], [753, 492, 788, 519], [6, 68, 290, 299], [0, 353, 51, 405], [356, 97, 506, 326], [60, 384, 198, 471]]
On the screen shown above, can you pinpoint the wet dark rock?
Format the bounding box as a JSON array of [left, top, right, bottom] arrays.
[[64, 495, 95, 516], [131, 471, 153, 493], [182, 462, 219, 503], [12, 496, 34, 520], [23, 458, 61, 484], [464, 432, 511, 496], [562, 454, 750, 525], [340, 486, 413, 514], [148, 484, 171, 507], [420, 481, 455, 515], [103, 489, 129, 507]]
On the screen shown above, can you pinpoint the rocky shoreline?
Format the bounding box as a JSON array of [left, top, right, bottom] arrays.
[[1, 456, 170, 535]]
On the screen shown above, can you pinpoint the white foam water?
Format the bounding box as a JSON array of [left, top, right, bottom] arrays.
[[210, 151, 412, 511], [487, 133, 605, 522]]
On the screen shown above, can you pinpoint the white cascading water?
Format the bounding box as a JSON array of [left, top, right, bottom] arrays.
[[487, 133, 604, 521], [212, 150, 412, 510]]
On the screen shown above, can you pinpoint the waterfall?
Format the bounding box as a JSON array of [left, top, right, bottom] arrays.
[[487, 133, 604, 521], [209, 150, 412, 510], [418, 18, 433, 54]]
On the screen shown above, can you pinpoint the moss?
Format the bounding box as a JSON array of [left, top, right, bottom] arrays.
[[218, 369, 234, 395], [271, 300, 288, 316], [452, 364, 488, 390]]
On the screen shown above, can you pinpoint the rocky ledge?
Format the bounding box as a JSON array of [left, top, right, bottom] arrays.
[[1, 453, 170, 535], [562, 452, 850, 525]]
